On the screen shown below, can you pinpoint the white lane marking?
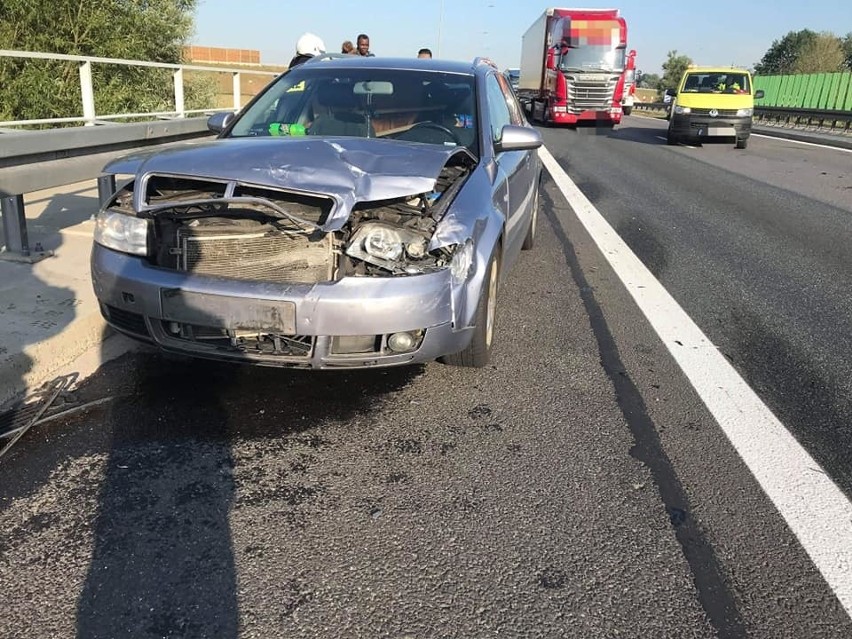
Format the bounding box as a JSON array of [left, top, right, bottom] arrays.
[[540, 145, 852, 618], [752, 133, 852, 154], [655, 136, 666, 141]]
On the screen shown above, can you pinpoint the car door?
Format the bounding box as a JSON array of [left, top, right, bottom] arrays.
[[484, 72, 526, 262]]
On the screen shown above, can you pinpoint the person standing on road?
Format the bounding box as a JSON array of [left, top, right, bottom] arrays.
[[289, 32, 326, 68], [356, 34, 374, 57]]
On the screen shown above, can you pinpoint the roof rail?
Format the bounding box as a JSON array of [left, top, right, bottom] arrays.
[[473, 56, 498, 69], [306, 53, 351, 64]]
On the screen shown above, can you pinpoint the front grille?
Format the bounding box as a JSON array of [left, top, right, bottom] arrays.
[[690, 108, 740, 117], [566, 75, 619, 114], [176, 224, 334, 284], [162, 322, 314, 357], [103, 305, 150, 337]]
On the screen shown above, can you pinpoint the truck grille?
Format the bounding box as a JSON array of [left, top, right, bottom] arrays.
[[565, 74, 619, 114], [176, 224, 334, 284]]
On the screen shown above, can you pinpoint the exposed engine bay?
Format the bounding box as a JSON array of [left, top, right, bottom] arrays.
[[107, 155, 474, 284]]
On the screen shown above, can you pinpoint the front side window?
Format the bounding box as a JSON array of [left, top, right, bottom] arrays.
[[228, 67, 479, 154], [485, 74, 512, 144]]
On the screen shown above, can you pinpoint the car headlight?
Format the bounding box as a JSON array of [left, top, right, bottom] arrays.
[[450, 240, 474, 284], [736, 107, 753, 117], [94, 210, 150, 256], [346, 223, 429, 270], [674, 105, 691, 115]]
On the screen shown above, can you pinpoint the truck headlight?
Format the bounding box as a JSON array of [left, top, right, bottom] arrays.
[[736, 108, 753, 117], [346, 223, 428, 270], [674, 105, 691, 115], [94, 210, 150, 256]]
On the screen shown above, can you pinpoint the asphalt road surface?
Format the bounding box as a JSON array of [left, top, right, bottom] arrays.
[[1, 117, 851, 638]]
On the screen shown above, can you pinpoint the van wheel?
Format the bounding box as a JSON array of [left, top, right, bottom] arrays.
[[440, 253, 499, 368], [735, 137, 748, 149], [666, 129, 677, 145]]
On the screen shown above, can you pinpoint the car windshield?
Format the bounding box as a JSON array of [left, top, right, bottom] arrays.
[[681, 72, 751, 94], [228, 66, 479, 155]]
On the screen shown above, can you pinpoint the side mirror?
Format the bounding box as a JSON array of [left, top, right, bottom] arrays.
[[754, 89, 765, 100], [664, 88, 677, 97], [495, 125, 543, 153], [207, 112, 236, 134]]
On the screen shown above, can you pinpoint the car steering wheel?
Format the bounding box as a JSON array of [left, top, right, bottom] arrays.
[[403, 121, 461, 145]]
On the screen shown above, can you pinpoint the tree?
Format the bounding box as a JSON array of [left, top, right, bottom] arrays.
[[658, 51, 692, 91], [637, 72, 659, 89], [0, 0, 204, 124], [792, 32, 845, 73], [754, 29, 816, 75], [842, 33, 852, 71]]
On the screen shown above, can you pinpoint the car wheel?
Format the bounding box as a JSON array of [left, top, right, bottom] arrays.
[[735, 137, 748, 149], [666, 128, 677, 145], [441, 252, 499, 368], [522, 184, 539, 251]]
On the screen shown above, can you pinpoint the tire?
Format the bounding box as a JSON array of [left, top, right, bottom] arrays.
[[623, 106, 632, 116], [521, 185, 539, 251], [441, 253, 499, 368], [666, 129, 677, 145], [735, 137, 748, 149]]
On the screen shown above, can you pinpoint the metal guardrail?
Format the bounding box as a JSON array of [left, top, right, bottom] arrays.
[[0, 49, 285, 261], [0, 50, 279, 128], [0, 118, 216, 261]]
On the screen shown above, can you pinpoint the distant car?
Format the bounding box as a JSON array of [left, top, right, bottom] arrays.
[[91, 56, 543, 369], [504, 68, 521, 92]]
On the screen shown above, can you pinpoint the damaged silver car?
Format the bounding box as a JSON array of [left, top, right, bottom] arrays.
[[91, 56, 543, 369]]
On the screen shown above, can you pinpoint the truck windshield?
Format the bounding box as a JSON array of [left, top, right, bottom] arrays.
[[559, 46, 625, 73]]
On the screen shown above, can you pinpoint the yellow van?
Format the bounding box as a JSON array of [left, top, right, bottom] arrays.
[[665, 66, 764, 149]]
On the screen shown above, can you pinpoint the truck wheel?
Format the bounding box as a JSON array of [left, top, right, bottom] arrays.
[[735, 137, 748, 149], [440, 253, 499, 368], [623, 106, 632, 116]]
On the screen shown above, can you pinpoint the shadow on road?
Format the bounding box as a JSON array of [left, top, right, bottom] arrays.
[[74, 321, 423, 636]]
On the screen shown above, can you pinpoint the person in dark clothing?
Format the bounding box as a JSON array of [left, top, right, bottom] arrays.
[[289, 32, 326, 68]]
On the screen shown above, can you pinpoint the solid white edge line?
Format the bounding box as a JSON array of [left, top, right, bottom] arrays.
[[540, 144, 852, 618], [752, 133, 852, 154]]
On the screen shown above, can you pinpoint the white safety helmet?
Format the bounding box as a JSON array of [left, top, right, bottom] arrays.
[[296, 33, 326, 57]]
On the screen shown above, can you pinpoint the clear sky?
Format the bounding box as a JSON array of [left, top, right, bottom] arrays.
[[191, 0, 851, 74]]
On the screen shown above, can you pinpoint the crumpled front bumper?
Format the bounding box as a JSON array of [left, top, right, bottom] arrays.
[[91, 244, 474, 369]]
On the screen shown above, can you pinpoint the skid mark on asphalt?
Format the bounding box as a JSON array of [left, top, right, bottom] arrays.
[[540, 144, 852, 621], [540, 185, 747, 638]]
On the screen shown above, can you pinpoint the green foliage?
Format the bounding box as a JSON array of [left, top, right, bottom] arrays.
[[791, 32, 846, 73], [184, 73, 219, 113], [659, 51, 692, 91], [754, 30, 817, 75], [842, 33, 852, 71], [637, 72, 659, 89], [0, 0, 198, 123]]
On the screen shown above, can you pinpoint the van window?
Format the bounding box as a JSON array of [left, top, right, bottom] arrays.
[[682, 72, 750, 94]]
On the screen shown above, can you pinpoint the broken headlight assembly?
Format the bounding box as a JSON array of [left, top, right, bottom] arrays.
[[346, 222, 430, 273], [94, 210, 150, 256]]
